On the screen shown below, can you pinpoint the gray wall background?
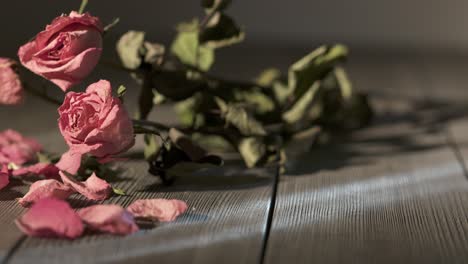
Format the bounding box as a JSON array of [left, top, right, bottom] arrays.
[[1, 0, 467, 56]]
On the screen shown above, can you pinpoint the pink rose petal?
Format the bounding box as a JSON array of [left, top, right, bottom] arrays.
[[127, 199, 188, 222], [15, 198, 84, 239], [58, 80, 135, 159], [0, 165, 9, 190], [60, 172, 112, 201], [55, 151, 82, 175], [12, 163, 60, 179], [0, 58, 23, 105], [19, 179, 74, 207], [0, 129, 42, 166], [18, 12, 103, 91], [78, 204, 139, 235]]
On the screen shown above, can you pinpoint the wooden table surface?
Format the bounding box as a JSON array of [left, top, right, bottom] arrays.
[[1, 52, 468, 263]]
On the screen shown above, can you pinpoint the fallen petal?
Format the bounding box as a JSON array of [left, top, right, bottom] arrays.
[[78, 204, 139, 235], [15, 198, 84, 239], [12, 163, 60, 179], [127, 199, 188, 222], [0, 129, 42, 166], [19, 179, 74, 207], [55, 151, 82, 175], [0, 165, 9, 190], [60, 172, 112, 201]]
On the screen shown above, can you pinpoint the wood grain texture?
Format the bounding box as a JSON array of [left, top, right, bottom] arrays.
[[0, 98, 276, 264], [10, 160, 275, 264], [264, 59, 468, 264]]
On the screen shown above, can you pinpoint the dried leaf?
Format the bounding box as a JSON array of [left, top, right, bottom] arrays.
[[116, 31, 145, 69], [283, 81, 321, 124], [238, 137, 266, 168], [288, 45, 347, 100], [334, 66, 352, 100], [255, 68, 281, 87], [215, 97, 266, 136], [143, 42, 165, 65], [200, 13, 244, 49], [171, 22, 214, 71], [113, 187, 126, 196], [151, 70, 202, 100], [144, 134, 161, 160], [117, 85, 127, 99]]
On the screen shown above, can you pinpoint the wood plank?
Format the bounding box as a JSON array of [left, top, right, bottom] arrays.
[[264, 59, 468, 263], [0, 98, 276, 264]]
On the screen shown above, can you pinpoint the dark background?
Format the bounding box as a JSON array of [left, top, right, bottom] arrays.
[[1, 0, 467, 55]]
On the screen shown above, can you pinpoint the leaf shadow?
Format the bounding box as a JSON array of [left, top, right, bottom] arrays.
[[285, 95, 468, 176], [139, 165, 274, 193]]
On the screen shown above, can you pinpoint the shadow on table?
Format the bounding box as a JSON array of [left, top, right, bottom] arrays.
[[286, 96, 468, 176], [140, 165, 274, 193]]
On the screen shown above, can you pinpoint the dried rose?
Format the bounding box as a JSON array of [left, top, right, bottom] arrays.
[[56, 80, 134, 174], [18, 11, 103, 91]]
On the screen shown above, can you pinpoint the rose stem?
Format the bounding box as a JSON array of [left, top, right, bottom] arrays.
[[78, 0, 89, 14]]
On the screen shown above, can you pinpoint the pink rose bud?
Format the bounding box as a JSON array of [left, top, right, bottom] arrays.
[[18, 11, 103, 91], [57, 80, 134, 172], [0, 58, 23, 105]]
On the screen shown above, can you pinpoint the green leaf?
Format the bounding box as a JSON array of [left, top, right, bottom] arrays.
[[238, 137, 266, 168], [112, 187, 126, 196], [171, 23, 215, 71], [283, 81, 321, 124], [199, 13, 244, 49], [215, 97, 267, 136], [288, 44, 348, 101], [117, 85, 127, 98], [144, 134, 161, 160], [116, 31, 146, 69]]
